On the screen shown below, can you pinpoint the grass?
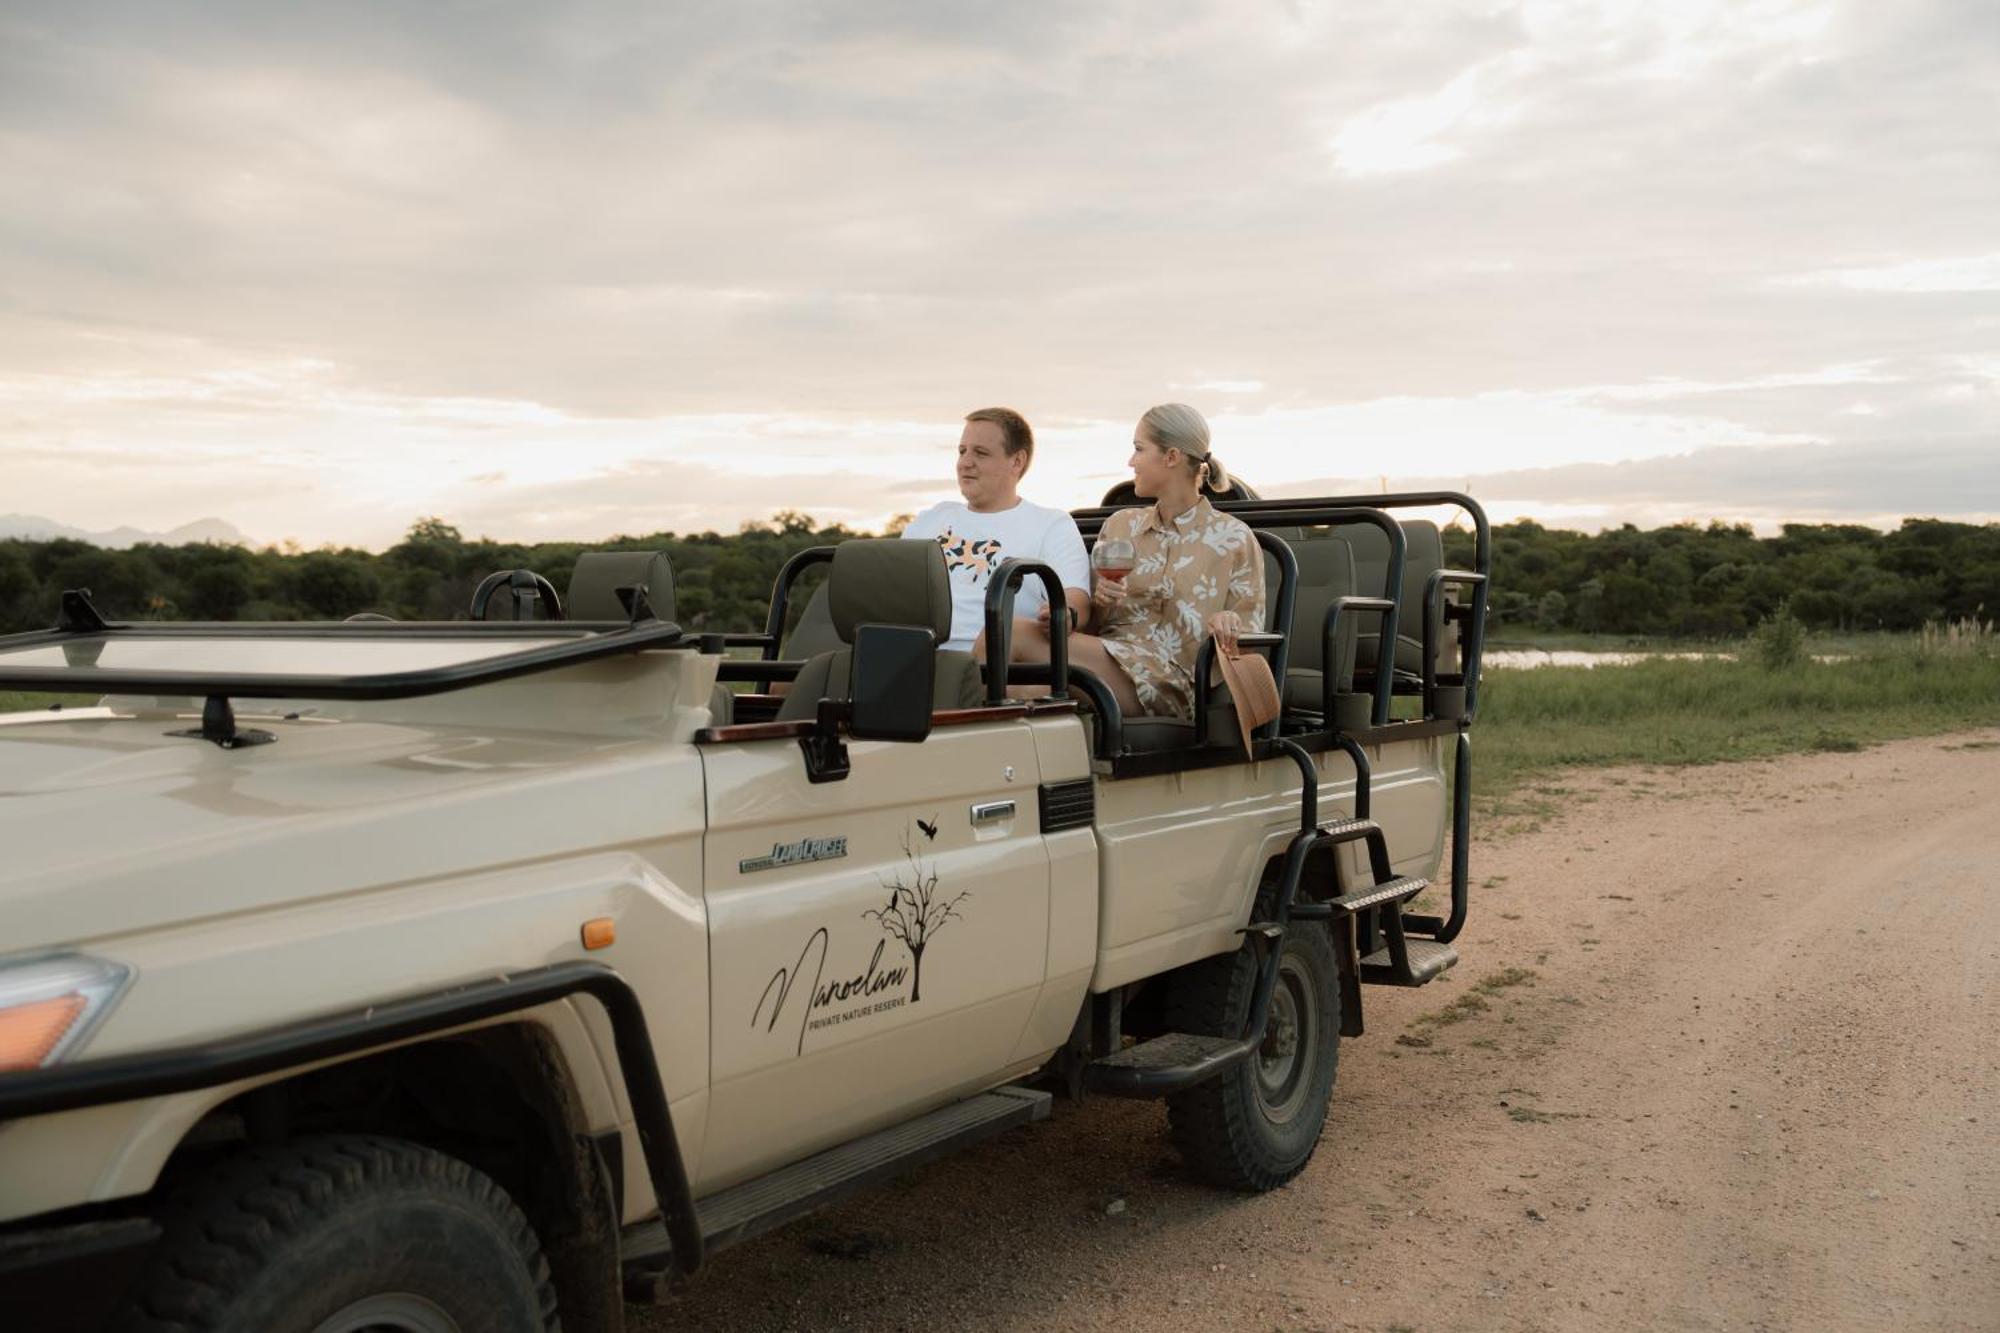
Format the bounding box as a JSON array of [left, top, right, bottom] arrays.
[[0, 691, 97, 714], [1472, 629, 2000, 813], [1411, 966, 1539, 1028]]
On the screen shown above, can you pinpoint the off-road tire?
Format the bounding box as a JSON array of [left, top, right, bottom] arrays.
[[117, 1134, 559, 1333], [1162, 917, 1341, 1191]]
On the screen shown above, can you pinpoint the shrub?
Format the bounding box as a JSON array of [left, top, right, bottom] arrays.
[[1750, 601, 1807, 670]]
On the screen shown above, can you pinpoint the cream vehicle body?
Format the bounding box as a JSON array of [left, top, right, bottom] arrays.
[[0, 492, 1490, 1333]]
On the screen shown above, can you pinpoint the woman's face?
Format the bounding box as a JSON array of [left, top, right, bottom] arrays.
[[1127, 429, 1177, 499]]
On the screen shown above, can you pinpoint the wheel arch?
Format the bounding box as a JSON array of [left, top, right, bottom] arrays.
[[161, 1019, 626, 1332]]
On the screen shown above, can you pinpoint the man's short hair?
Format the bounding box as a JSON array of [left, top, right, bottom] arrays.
[[965, 407, 1034, 466]]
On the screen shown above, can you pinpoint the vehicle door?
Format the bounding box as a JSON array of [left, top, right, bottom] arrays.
[[697, 713, 1048, 1190]]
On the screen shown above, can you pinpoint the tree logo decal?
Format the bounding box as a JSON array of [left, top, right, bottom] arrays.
[[862, 821, 969, 1005]]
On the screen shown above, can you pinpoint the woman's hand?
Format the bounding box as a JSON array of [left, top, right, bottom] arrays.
[[1090, 576, 1129, 622], [1209, 609, 1244, 658]]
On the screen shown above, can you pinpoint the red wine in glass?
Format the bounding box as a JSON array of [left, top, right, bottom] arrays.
[[1092, 537, 1136, 585]]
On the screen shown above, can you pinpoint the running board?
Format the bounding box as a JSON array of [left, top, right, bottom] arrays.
[[1360, 938, 1458, 986], [1084, 1031, 1253, 1098], [621, 1085, 1050, 1279]]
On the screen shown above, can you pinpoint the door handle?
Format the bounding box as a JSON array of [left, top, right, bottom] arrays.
[[969, 800, 1017, 825]]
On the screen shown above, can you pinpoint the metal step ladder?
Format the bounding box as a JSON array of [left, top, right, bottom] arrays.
[[1294, 814, 1459, 988]]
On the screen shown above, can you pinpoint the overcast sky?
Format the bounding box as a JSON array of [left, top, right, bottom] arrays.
[[2, 0, 1995, 547]]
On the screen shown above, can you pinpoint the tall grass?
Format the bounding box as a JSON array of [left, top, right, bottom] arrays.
[[1474, 621, 2000, 807]]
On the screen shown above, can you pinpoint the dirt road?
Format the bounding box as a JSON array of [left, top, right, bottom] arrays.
[[634, 730, 2000, 1332]]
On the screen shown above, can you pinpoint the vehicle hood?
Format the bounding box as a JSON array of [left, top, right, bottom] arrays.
[[0, 708, 689, 953]]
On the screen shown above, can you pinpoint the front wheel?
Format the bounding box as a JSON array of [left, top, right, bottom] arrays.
[[118, 1134, 559, 1333], [1161, 917, 1342, 1191]]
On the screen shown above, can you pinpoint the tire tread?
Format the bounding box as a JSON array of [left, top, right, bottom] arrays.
[[119, 1134, 559, 1333]]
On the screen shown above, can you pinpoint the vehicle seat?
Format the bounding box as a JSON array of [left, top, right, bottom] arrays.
[[775, 540, 984, 721], [1269, 528, 1359, 715], [1341, 520, 1445, 679], [567, 551, 677, 622], [781, 582, 843, 660], [566, 550, 732, 725]]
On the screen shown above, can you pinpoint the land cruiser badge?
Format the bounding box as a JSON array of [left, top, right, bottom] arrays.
[[739, 836, 847, 874]]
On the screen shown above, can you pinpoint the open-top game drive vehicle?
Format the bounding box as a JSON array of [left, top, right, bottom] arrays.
[[0, 488, 1489, 1333]]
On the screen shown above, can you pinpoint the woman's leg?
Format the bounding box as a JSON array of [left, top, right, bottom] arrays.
[[1007, 617, 1144, 717]]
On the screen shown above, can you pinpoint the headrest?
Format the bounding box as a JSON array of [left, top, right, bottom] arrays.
[[566, 551, 676, 622], [828, 539, 951, 644]]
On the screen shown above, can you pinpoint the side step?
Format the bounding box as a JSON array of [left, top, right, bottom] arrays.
[[1291, 874, 1427, 920], [621, 1084, 1050, 1277], [1360, 938, 1459, 986], [1084, 1031, 1252, 1098]]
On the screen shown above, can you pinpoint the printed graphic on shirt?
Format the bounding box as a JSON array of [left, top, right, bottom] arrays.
[[935, 528, 1003, 582]]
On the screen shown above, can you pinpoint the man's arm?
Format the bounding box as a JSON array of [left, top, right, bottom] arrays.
[[1041, 511, 1094, 634]]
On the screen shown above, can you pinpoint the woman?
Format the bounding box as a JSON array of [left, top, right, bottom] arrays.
[[1007, 403, 1264, 718]]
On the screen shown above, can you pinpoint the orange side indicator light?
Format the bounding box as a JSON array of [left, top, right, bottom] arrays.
[[0, 993, 87, 1072], [580, 918, 617, 951]]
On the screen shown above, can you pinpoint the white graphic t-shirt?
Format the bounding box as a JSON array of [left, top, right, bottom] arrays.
[[901, 499, 1091, 652]]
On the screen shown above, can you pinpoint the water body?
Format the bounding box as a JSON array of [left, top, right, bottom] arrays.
[[1484, 649, 1847, 670], [1483, 649, 1726, 670]]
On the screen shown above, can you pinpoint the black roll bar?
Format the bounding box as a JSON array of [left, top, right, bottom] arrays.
[[982, 559, 1070, 704], [1323, 595, 1398, 727], [0, 960, 707, 1277], [1251, 531, 1299, 733], [1421, 569, 1489, 720], [1007, 662, 1121, 757], [760, 546, 837, 660], [0, 607, 687, 704], [1192, 632, 1285, 749]]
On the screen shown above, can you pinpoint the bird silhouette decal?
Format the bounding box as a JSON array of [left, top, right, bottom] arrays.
[[917, 816, 939, 841]]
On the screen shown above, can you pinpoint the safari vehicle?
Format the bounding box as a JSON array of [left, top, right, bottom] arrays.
[[0, 490, 1489, 1333]]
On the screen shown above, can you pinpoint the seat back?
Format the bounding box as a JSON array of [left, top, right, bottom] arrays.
[[1265, 527, 1358, 713], [776, 540, 983, 721], [1340, 520, 1444, 676], [780, 581, 843, 660], [567, 551, 676, 622]]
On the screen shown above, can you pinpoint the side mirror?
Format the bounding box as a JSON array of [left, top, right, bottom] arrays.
[[848, 623, 936, 742]]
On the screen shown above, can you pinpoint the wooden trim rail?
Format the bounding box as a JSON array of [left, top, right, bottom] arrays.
[[695, 697, 1074, 745]]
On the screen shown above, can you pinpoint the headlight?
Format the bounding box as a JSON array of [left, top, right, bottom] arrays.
[[0, 954, 133, 1072]]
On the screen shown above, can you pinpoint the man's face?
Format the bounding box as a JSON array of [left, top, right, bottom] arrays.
[[956, 419, 1025, 511]]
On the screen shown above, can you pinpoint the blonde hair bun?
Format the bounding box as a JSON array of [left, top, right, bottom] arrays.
[[1203, 452, 1231, 493]]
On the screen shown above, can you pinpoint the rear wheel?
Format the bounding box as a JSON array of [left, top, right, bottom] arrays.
[[1162, 918, 1341, 1191], [119, 1134, 558, 1333]]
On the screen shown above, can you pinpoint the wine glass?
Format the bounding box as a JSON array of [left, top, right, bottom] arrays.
[[1091, 537, 1136, 587]]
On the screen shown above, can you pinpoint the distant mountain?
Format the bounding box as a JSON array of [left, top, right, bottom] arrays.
[[0, 514, 251, 548]]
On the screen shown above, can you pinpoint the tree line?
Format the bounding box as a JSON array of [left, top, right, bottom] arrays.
[[1443, 517, 1998, 636], [1, 512, 1993, 639]]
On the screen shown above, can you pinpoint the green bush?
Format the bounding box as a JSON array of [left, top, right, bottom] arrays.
[[1750, 601, 1808, 670]]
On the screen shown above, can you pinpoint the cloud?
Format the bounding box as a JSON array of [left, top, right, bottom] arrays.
[[1280, 437, 2000, 531], [0, 0, 1993, 542]]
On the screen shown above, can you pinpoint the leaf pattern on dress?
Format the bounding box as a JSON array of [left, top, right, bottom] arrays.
[[1179, 601, 1206, 640], [1200, 522, 1243, 556], [1096, 499, 1264, 720]]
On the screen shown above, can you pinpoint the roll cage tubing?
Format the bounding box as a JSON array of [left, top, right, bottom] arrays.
[[0, 614, 688, 702], [1076, 491, 1491, 722], [0, 961, 709, 1277], [744, 492, 1490, 728]]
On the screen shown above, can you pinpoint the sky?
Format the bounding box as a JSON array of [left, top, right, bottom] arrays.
[[1, 0, 1995, 549]]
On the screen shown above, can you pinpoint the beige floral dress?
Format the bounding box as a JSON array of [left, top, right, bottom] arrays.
[[1094, 498, 1266, 718]]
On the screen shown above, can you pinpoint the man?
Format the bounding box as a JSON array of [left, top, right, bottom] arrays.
[[901, 407, 1091, 654]]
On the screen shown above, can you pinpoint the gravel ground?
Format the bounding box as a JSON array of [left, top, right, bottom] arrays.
[[632, 729, 2000, 1332]]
